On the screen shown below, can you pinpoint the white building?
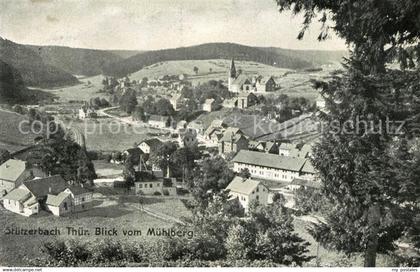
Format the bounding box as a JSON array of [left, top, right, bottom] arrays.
[[226, 176, 269, 213], [138, 138, 163, 154], [232, 150, 316, 184]]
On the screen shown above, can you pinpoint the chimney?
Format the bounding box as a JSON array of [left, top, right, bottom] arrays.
[[48, 187, 52, 193]]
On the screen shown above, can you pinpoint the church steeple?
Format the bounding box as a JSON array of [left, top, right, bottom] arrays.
[[229, 58, 237, 79]]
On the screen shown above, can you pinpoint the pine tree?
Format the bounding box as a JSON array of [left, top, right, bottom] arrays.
[[275, 0, 420, 267]]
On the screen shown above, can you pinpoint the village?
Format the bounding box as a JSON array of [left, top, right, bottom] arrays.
[[0, 58, 326, 220]]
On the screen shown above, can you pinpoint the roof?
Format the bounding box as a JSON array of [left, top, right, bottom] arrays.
[[0, 159, 27, 182], [220, 127, 244, 142], [232, 74, 251, 86], [141, 138, 163, 148], [46, 192, 71, 206], [226, 176, 262, 195], [149, 115, 170, 122], [279, 143, 295, 150], [66, 186, 91, 195], [124, 147, 143, 156], [204, 98, 215, 104], [3, 188, 31, 202], [23, 175, 67, 198], [232, 150, 307, 172], [257, 76, 275, 85], [301, 160, 316, 174]]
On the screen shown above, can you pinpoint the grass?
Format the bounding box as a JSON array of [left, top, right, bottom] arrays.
[[39, 75, 108, 102], [61, 118, 158, 152], [130, 59, 291, 86], [0, 110, 43, 152], [293, 217, 396, 267]]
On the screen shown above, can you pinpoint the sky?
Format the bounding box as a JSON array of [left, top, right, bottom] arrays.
[[0, 0, 347, 51]]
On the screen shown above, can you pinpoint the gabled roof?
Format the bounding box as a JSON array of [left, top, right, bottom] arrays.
[[23, 175, 67, 198], [66, 186, 91, 196], [3, 188, 31, 202], [226, 176, 263, 195], [46, 192, 71, 206], [140, 138, 163, 148], [232, 150, 307, 172], [232, 74, 251, 86], [301, 160, 316, 174], [204, 98, 215, 104], [220, 127, 243, 142], [0, 159, 27, 182]]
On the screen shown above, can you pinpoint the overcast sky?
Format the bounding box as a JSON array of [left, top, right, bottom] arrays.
[[0, 0, 347, 51]]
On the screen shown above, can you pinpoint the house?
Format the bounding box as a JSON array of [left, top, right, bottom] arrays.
[[218, 127, 249, 155], [226, 176, 269, 213], [250, 141, 279, 154], [232, 150, 316, 183], [228, 59, 253, 93], [148, 115, 172, 129], [138, 138, 163, 154], [2, 188, 39, 216], [254, 76, 277, 92], [3, 175, 93, 217], [177, 120, 188, 130], [202, 98, 217, 112], [316, 93, 327, 112], [170, 94, 183, 111], [2, 175, 66, 216], [134, 172, 177, 196], [279, 143, 312, 158], [204, 120, 227, 139], [78, 105, 96, 119], [188, 120, 205, 135], [237, 92, 258, 109], [179, 128, 198, 148], [0, 159, 32, 195], [222, 97, 239, 108]]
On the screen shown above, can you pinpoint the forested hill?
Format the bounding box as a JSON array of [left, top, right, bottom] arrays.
[[25, 45, 125, 76], [259, 47, 347, 66], [0, 37, 78, 88], [102, 42, 317, 77]]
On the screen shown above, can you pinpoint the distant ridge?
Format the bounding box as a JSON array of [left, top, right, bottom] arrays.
[[102, 42, 323, 77], [25, 44, 124, 77]]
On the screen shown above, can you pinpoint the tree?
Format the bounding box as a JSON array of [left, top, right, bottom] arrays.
[[149, 142, 178, 176], [123, 153, 136, 186], [132, 106, 146, 122], [155, 98, 175, 116], [193, 66, 199, 75], [275, 0, 420, 267], [190, 156, 235, 208], [238, 168, 251, 179], [119, 89, 138, 114]]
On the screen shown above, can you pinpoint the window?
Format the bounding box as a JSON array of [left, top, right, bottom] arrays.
[[138, 184, 143, 188], [64, 202, 68, 211], [157, 183, 160, 187], [150, 184, 153, 188], [256, 188, 259, 192], [82, 197, 85, 202], [144, 184, 148, 188], [256, 195, 259, 201]]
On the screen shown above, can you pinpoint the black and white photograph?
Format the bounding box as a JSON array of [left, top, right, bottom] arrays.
[[0, 0, 419, 270]]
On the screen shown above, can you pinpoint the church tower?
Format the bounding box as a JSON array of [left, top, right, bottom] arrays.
[[228, 58, 237, 91]]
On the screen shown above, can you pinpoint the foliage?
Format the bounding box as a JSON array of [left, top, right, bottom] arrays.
[[294, 187, 331, 215], [275, 0, 420, 266], [119, 88, 138, 114]]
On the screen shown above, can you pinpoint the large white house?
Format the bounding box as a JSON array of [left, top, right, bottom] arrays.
[[226, 176, 269, 213], [232, 150, 316, 183], [0, 159, 32, 195]]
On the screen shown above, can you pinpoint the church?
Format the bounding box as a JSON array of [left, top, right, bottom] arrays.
[[227, 59, 277, 93]]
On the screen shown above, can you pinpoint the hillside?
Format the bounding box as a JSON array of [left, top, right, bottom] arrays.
[[102, 43, 314, 77], [259, 47, 347, 66], [0, 37, 79, 88], [26, 45, 124, 76], [0, 60, 54, 104]]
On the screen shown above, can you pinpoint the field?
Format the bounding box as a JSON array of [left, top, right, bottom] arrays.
[[60, 117, 162, 152], [0, 110, 42, 152], [130, 59, 292, 86], [39, 75, 108, 102], [0, 192, 191, 266]]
